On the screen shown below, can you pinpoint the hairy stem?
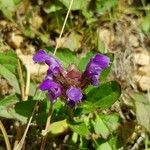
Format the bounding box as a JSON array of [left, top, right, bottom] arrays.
[[40, 104, 53, 150]]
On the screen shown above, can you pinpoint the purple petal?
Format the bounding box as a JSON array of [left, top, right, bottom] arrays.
[[45, 74, 53, 80], [47, 92, 56, 103], [91, 75, 100, 86], [92, 54, 110, 69], [45, 56, 61, 67], [47, 65, 61, 76], [40, 79, 62, 101], [84, 54, 109, 86], [47, 87, 62, 102], [45, 54, 63, 75], [33, 50, 50, 63], [33, 50, 63, 76], [39, 79, 60, 91], [66, 87, 83, 102], [86, 63, 102, 76]]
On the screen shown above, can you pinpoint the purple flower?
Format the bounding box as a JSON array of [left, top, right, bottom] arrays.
[[39, 79, 62, 102], [91, 54, 110, 69], [33, 49, 110, 107], [33, 50, 62, 76], [84, 54, 110, 86], [33, 50, 49, 63], [66, 87, 83, 107]]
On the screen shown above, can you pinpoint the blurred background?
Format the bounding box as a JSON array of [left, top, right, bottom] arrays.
[[0, 0, 150, 149]]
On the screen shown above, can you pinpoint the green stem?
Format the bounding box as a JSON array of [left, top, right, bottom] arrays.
[[67, 107, 74, 123]]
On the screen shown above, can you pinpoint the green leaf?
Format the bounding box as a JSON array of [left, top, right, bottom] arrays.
[[33, 90, 46, 101], [94, 115, 110, 139], [0, 104, 29, 123], [48, 119, 68, 135], [56, 48, 78, 68], [93, 114, 120, 139], [51, 100, 68, 123], [0, 105, 19, 120], [0, 105, 14, 119], [59, 0, 89, 10], [9, 109, 28, 123], [0, 94, 24, 121], [0, 0, 15, 20], [140, 13, 150, 34], [36, 100, 50, 125], [0, 100, 37, 123], [23, 28, 35, 38], [15, 100, 36, 118], [13, 0, 22, 5], [0, 50, 18, 73], [132, 93, 150, 132], [81, 81, 121, 113], [97, 142, 112, 150], [69, 121, 90, 136], [100, 114, 120, 132], [0, 64, 20, 94], [96, 0, 118, 15], [0, 94, 19, 106], [95, 135, 119, 150], [108, 135, 120, 150], [29, 82, 37, 96], [78, 51, 96, 71], [2, 64, 17, 74], [71, 132, 78, 143], [43, 2, 62, 13], [0, 51, 17, 64]]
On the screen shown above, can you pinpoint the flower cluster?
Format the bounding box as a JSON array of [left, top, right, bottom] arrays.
[[33, 50, 110, 107]]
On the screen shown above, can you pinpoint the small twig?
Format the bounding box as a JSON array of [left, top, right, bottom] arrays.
[[0, 120, 11, 150], [17, 59, 25, 100], [53, 0, 74, 55], [24, 66, 31, 101], [131, 133, 145, 150], [13, 123, 24, 150]]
